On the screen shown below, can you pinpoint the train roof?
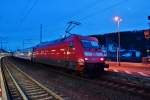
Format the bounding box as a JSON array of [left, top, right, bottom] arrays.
[[35, 34, 97, 48], [14, 47, 33, 53]]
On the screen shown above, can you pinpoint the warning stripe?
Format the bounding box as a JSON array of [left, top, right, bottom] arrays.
[[113, 69, 119, 72], [124, 70, 132, 74], [137, 72, 149, 77], [107, 69, 150, 77]]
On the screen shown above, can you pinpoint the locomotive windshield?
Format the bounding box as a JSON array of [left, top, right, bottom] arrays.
[[81, 40, 100, 49]]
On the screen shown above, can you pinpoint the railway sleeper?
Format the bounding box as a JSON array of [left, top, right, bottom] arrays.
[[12, 97, 23, 100], [37, 96, 54, 100], [137, 90, 145, 93], [9, 87, 18, 91], [20, 81, 36, 84], [107, 82, 115, 86], [9, 90, 19, 95], [9, 90, 18, 95], [119, 86, 128, 89], [111, 84, 120, 87], [23, 86, 41, 90], [29, 93, 50, 99], [25, 88, 43, 93], [21, 84, 39, 89], [11, 94, 22, 99], [127, 87, 137, 91], [27, 91, 46, 95], [22, 85, 37, 88]]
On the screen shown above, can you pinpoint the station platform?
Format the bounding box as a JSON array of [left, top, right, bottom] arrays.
[[0, 59, 2, 100], [107, 61, 150, 67], [0, 66, 9, 100], [0, 56, 7, 100], [0, 67, 3, 100], [106, 61, 150, 77]]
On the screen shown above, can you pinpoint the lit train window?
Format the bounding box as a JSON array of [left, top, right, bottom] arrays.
[[96, 52, 103, 57], [91, 41, 99, 47], [84, 52, 92, 56]]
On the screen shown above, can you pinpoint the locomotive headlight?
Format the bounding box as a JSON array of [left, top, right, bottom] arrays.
[[78, 58, 85, 65], [148, 58, 150, 62], [84, 57, 88, 60], [100, 57, 104, 62]]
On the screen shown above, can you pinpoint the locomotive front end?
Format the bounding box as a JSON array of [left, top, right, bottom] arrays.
[[79, 37, 109, 74]]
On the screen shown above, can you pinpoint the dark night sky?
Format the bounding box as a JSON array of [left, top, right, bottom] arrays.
[[0, 0, 150, 51]]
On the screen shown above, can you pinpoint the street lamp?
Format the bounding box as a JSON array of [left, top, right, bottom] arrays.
[[113, 16, 122, 66]]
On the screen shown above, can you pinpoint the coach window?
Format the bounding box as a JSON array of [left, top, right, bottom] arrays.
[[69, 42, 74, 48]]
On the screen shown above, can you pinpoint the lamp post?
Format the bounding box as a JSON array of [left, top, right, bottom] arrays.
[[113, 16, 122, 66]]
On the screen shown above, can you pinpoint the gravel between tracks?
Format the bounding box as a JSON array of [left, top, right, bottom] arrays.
[[8, 57, 147, 100]]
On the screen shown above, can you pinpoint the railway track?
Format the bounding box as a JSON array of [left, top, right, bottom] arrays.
[[95, 76, 150, 99], [13, 58, 150, 100], [64, 70, 150, 99], [62, 71, 150, 100], [1, 58, 64, 100], [4, 57, 150, 100]]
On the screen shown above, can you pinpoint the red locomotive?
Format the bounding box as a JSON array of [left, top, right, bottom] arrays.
[[14, 34, 109, 74]]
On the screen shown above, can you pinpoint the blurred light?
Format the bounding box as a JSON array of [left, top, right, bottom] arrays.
[[100, 57, 104, 61], [51, 50, 56, 52], [78, 58, 84, 65], [20, 53, 24, 55], [146, 50, 150, 52], [113, 16, 122, 22], [28, 51, 32, 56], [67, 51, 71, 55], [60, 48, 65, 51], [84, 57, 88, 60]]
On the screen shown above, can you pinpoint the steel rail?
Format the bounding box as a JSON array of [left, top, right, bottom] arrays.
[[2, 58, 64, 100], [3, 61, 28, 100], [10, 62, 64, 100]]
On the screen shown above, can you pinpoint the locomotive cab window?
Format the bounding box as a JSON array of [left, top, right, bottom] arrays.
[[81, 40, 100, 49], [69, 42, 74, 48]]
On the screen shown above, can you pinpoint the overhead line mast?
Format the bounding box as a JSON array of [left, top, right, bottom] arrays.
[[40, 24, 43, 43]]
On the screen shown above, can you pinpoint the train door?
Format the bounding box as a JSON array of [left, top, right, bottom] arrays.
[[66, 41, 76, 70]]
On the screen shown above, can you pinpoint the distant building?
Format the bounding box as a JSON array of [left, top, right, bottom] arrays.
[[91, 29, 149, 62]]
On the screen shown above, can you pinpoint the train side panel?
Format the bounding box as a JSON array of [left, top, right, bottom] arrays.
[[33, 37, 79, 71]]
